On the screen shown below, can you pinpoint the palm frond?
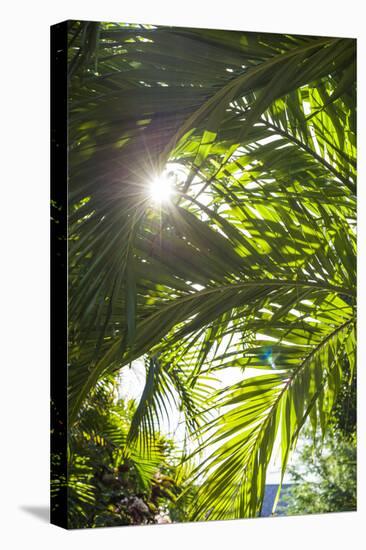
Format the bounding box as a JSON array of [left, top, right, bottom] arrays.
[[66, 21, 356, 520]]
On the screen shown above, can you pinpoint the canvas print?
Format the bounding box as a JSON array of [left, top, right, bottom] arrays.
[[51, 20, 356, 529]]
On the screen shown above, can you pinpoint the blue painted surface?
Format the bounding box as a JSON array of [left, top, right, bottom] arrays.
[[260, 484, 292, 517]]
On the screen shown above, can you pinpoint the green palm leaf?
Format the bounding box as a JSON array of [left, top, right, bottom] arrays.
[[66, 21, 356, 520]]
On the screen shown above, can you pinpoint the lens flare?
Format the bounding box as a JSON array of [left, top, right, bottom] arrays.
[[149, 173, 174, 204]]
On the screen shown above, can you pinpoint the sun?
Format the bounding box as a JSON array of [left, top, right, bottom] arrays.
[[149, 172, 174, 204]]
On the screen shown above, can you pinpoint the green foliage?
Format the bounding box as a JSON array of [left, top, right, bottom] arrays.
[[279, 428, 356, 516], [330, 361, 356, 438], [63, 21, 357, 523], [279, 364, 356, 516], [52, 377, 186, 528]]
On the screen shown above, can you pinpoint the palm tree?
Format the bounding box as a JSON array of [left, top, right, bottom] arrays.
[[66, 21, 356, 521]]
